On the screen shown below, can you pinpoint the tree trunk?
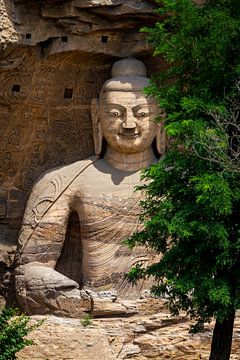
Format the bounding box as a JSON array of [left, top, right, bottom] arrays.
[[209, 311, 235, 360]]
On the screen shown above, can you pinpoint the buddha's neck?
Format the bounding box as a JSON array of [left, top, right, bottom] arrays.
[[104, 146, 156, 172]]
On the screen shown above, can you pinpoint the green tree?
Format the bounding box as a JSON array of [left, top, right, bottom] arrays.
[[0, 307, 42, 360], [192, 81, 240, 173], [127, 1, 240, 359]]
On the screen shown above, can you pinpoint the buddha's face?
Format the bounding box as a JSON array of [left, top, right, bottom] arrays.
[[99, 90, 158, 154]]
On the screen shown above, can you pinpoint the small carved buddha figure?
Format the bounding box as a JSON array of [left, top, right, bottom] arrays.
[[15, 58, 166, 316]]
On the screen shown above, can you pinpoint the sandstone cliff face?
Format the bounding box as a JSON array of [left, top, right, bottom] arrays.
[[1, 0, 160, 55], [0, 1, 162, 283], [0, 0, 18, 50]]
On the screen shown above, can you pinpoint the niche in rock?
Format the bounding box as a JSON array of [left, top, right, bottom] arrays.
[[55, 211, 83, 286]]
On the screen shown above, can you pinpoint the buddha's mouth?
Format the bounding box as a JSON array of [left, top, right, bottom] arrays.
[[119, 132, 140, 138]]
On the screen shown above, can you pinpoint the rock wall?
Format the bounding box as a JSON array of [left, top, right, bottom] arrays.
[[0, 1, 164, 300]]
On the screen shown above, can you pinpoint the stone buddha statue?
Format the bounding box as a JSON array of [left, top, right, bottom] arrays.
[[15, 58, 166, 316]]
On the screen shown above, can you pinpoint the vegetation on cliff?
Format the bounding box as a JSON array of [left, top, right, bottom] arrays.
[[0, 307, 42, 360], [127, 0, 240, 359]]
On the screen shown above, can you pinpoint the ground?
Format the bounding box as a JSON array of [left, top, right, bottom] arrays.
[[17, 299, 240, 360]]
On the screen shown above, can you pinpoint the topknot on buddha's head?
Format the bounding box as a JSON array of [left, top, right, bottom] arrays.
[[111, 57, 147, 78], [101, 57, 149, 93]]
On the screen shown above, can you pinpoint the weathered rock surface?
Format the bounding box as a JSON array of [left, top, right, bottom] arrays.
[[91, 297, 139, 318], [16, 261, 151, 318], [0, 0, 18, 51], [16, 262, 152, 318], [19, 317, 116, 360], [16, 263, 92, 316], [1, 0, 160, 55], [17, 302, 240, 359]]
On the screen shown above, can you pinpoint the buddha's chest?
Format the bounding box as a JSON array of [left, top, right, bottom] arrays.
[[70, 168, 142, 215], [79, 191, 142, 221]]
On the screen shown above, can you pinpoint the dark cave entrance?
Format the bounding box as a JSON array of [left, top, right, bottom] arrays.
[[55, 211, 83, 287]]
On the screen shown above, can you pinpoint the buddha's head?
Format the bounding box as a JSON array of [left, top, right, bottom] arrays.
[[91, 57, 166, 156]]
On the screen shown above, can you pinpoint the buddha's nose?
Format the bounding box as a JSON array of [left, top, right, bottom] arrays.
[[122, 115, 137, 129]]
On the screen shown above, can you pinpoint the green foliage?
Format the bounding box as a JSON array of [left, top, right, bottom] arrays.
[[127, 0, 240, 333], [142, 0, 240, 111], [128, 151, 240, 324], [0, 307, 43, 360], [81, 313, 92, 327]]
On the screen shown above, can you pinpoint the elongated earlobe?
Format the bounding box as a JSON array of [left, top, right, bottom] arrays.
[[156, 122, 167, 155], [91, 98, 103, 155]]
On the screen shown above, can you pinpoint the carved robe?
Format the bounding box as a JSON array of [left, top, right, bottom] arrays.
[[17, 157, 155, 298]]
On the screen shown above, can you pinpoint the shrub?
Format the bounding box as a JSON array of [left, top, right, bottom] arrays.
[[81, 313, 92, 327], [0, 307, 42, 360]]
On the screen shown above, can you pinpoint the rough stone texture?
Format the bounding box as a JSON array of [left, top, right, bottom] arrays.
[[19, 317, 116, 360], [0, 0, 18, 51], [0, 0, 165, 302], [2, 0, 160, 56], [91, 296, 139, 317], [16, 302, 240, 359], [15, 262, 142, 318], [16, 262, 92, 316]]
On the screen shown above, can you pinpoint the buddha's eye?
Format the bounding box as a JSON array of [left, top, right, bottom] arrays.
[[108, 110, 122, 118], [136, 110, 149, 118]]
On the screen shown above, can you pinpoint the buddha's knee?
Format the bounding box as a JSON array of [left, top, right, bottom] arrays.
[[15, 262, 92, 317]]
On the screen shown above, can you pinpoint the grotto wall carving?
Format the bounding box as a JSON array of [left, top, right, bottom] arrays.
[[14, 57, 166, 316], [0, 0, 166, 305]]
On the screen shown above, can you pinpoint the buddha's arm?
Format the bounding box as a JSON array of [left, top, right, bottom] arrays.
[[16, 157, 97, 267], [17, 172, 72, 267]]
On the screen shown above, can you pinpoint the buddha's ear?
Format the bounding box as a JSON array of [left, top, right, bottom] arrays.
[[91, 98, 103, 155], [156, 121, 168, 155]]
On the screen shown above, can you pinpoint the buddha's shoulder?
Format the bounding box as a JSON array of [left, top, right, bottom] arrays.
[[32, 156, 98, 192]]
